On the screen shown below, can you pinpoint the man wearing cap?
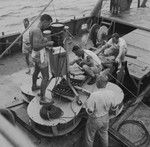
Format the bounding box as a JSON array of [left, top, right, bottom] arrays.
[[70, 45, 102, 85], [84, 74, 123, 147]]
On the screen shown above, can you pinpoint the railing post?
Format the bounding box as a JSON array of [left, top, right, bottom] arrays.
[[138, 0, 140, 7]]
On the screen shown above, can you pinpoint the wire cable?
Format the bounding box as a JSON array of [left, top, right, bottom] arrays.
[[52, 1, 58, 20]]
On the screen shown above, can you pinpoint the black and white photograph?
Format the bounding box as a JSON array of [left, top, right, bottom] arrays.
[[0, 0, 150, 147]]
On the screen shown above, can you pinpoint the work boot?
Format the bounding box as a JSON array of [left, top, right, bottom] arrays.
[[32, 85, 41, 91], [38, 93, 54, 105], [87, 76, 96, 85]]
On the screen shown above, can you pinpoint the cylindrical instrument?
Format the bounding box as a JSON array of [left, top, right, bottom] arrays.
[[50, 22, 64, 47], [43, 30, 51, 41], [48, 46, 67, 77]]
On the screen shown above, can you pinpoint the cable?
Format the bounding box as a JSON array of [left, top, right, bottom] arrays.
[[52, 2, 57, 20]]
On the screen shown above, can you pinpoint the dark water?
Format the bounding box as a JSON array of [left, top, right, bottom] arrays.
[[0, 0, 98, 34], [0, 0, 149, 35]]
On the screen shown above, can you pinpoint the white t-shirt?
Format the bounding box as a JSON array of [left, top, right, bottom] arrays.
[[86, 89, 119, 117], [108, 38, 127, 48], [84, 49, 102, 66], [107, 37, 127, 60]]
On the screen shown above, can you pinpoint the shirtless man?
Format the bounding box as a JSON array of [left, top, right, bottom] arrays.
[[30, 14, 53, 105], [22, 18, 31, 74]]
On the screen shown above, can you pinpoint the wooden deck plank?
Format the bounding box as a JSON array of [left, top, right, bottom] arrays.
[[124, 29, 150, 52], [123, 29, 150, 64], [101, 8, 150, 31]]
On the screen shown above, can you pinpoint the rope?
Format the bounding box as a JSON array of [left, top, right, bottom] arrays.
[[0, 0, 54, 59], [52, 2, 57, 20], [117, 119, 150, 146]]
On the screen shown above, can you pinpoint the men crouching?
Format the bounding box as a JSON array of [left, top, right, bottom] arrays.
[[70, 45, 102, 85], [29, 14, 54, 105]]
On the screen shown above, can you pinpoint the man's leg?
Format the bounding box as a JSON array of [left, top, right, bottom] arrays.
[[83, 65, 95, 77], [85, 118, 98, 147], [32, 62, 41, 91], [40, 65, 49, 99], [97, 115, 109, 147], [83, 65, 96, 85], [24, 53, 31, 74]]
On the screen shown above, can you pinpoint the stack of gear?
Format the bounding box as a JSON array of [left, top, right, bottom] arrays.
[[52, 78, 86, 102], [40, 105, 63, 120]]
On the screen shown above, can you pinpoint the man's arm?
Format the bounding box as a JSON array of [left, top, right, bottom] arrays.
[[96, 42, 111, 56], [70, 59, 78, 66], [30, 29, 53, 51], [115, 38, 127, 63], [85, 100, 95, 115], [74, 86, 91, 97], [70, 58, 83, 66], [115, 47, 123, 62]]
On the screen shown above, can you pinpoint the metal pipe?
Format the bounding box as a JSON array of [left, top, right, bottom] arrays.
[[0, 0, 54, 59]]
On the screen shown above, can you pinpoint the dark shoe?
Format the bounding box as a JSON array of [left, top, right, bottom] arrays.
[[87, 77, 96, 85], [32, 85, 41, 91], [39, 97, 54, 106], [25, 68, 31, 75]]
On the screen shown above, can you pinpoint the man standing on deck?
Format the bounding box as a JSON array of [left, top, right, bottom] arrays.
[[30, 14, 54, 105], [22, 18, 31, 74], [84, 74, 123, 147]]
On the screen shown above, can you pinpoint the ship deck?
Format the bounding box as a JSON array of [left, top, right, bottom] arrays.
[[101, 7, 150, 31], [1, 9, 150, 145]]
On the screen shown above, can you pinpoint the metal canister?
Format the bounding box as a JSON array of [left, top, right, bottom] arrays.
[[43, 30, 51, 41], [50, 22, 64, 47]]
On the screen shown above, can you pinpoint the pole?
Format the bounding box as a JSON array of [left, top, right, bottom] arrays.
[[90, 0, 104, 17], [138, 0, 140, 7], [0, 0, 53, 59]]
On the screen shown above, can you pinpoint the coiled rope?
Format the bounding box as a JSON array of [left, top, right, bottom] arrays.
[[117, 119, 150, 146]]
